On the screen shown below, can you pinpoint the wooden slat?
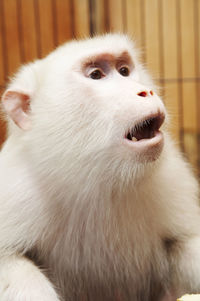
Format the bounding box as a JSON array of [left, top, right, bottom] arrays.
[[126, 0, 143, 48], [20, 0, 38, 62], [182, 82, 197, 131], [0, 19, 5, 86], [0, 86, 7, 148], [37, 0, 55, 57], [164, 82, 180, 142], [93, 0, 106, 34], [180, 0, 196, 78], [0, 117, 7, 149], [197, 81, 200, 133], [55, 0, 72, 45], [198, 1, 200, 79], [196, 1, 200, 133], [183, 131, 198, 170], [182, 82, 198, 167], [162, 1, 180, 145], [73, 0, 90, 38], [3, 0, 21, 76], [144, 0, 160, 77], [180, 1, 198, 169], [198, 81, 200, 176], [0, 0, 7, 86], [108, 0, 124, 32], [162, 0, 178, 79]]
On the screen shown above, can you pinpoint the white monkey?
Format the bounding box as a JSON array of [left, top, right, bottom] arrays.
[[0, 34, 200, 301]]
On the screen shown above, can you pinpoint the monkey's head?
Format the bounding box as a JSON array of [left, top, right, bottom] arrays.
[[2, 34, 167, 188]]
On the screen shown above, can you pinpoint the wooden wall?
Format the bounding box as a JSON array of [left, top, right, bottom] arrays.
[[0, 0, 199, 176]]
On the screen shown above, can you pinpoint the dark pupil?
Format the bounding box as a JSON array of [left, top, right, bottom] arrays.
[[90, 69, 102, 80], [119, 67, 129, 76]]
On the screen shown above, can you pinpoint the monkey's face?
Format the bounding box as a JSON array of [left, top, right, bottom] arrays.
[[2, 35, 167, 184], [39, 35, 166, 166]]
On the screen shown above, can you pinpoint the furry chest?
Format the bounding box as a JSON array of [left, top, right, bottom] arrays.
[[42, 236, 171, 301]]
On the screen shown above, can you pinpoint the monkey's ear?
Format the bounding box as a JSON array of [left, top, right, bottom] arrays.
[[2, 90, 31, 130], [1, 63, 38, 130]]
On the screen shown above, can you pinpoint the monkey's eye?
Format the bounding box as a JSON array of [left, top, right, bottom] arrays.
[[89, 69, 104, 80], [119, 66, 130, 77]]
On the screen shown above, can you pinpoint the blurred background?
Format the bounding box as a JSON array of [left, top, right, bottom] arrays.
[[0, 0, 199, 177]]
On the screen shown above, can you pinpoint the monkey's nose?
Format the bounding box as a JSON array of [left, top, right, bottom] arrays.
[[137, 90, 154, 97]]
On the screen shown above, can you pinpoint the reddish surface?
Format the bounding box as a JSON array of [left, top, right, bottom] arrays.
[[0, 119, 7, 148]]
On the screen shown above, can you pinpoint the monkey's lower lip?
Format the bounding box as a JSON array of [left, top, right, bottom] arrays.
[[124, 130, 164, 149], [124, 130, 164, 161]]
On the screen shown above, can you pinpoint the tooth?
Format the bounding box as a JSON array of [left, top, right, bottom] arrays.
[[132, 137, 138, 142]]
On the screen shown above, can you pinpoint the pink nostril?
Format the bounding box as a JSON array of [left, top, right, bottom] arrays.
[[137, 91, 147, 97]]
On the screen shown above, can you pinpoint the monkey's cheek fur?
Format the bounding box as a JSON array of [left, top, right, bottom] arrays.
[[124, 131, 164, 162]]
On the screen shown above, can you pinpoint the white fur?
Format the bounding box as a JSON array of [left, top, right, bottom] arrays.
[[0, 34, 200, 301]]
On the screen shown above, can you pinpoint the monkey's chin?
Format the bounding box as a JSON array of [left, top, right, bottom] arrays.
[[124, 131, 164, 162]]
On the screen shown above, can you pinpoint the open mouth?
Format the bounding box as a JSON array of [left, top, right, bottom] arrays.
[[125, 112, 165, 142]]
